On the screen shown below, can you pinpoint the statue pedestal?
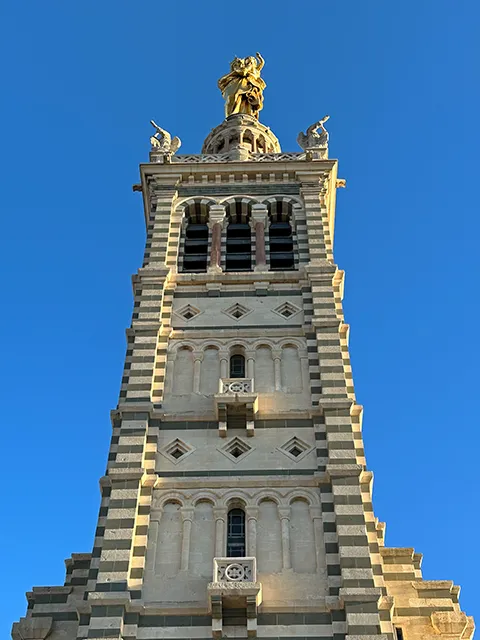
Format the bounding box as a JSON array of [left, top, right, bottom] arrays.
[[202, 114, 281, 157]]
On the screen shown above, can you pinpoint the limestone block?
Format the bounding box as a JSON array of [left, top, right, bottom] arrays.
[[12, 616, 53, 640], [431, 611, 474, 639]]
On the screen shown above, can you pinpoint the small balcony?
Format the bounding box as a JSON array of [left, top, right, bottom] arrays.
[[213, 556, 257, 583], [214, 379, 258, 437], [207, 557, 262, 638], [219, 377, 254, 394]]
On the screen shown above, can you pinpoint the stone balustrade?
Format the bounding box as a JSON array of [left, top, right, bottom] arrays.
[[213, 556, 256, 583], [219, 378, 254, 394]]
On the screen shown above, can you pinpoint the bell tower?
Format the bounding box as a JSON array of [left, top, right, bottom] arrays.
[[12, 56, 474, 640]]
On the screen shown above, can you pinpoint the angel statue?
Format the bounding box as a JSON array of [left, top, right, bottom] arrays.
[[218, 53, 266, 120], [297, 115, 330, 150], [149, 120, 181, 154]]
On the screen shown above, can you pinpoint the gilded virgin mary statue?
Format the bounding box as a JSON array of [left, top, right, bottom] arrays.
[[218, 53, 266, 120]]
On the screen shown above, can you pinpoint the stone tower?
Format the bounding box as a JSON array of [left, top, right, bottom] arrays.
[[12, 59, 474, 640]]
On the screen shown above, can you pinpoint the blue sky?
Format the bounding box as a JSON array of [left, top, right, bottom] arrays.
[[1, 0, 478, 634]]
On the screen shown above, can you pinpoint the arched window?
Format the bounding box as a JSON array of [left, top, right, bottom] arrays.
[[227, 508, 246, 557], [214, 137, 225, 154], [230, 354, 245, 378], [268, 201, 295, 270], [226, 200, 252, 271], [183, 202, 209, 272], [257, 134, 266, 153], [242, 129, 254, 152]]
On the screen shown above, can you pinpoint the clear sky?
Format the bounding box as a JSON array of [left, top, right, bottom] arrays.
[[1, 0, 479, 635]]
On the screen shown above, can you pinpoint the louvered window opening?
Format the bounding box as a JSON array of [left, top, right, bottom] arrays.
[[269, 221, 294, 270], [183, 222, 208, 272], [226, 223, 251, 271]]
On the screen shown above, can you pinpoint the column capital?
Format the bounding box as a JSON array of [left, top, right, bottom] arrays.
[[180, 507, 194, 522], [208, 204, 227, 227], [213, 507, 227, 520], [309, 505, 323, 520], [246, 506, 259, 520], [251, 203, 268, 212], [278, 507, 291, 520], [250, 203, 269, 225]]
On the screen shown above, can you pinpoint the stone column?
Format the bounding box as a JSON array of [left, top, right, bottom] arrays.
[[208, 205, 226, 274], [193, 352, 203, 393], [246, 350, 255, 382], [309, 505, 323, 572], [300, 350, 309, 393], [273, 350, 282, 391], [251, 204, 269, 272], [214, 507, 227, 557], [219, 351, 229, 381], [247, 507, 259, 557], [180, 508, 194, 571], [144, 517, 161, 574], [164, 354, 176, 397], [278, 507, 291, 570]]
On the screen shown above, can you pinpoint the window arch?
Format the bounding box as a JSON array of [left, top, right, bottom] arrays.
[[281, 343, 302, 392], [225, 199, 252, 271], [257, 134, 266, 153], [200, 346, 220, 394], [227, 508, 246, 557], [254, 344, 274, 391], [268, 200, 295, 270], [213, 137, 225, 154], [173, 346, 194, 394], [182, 201, 209, 272], [242, 129, 254, 152]]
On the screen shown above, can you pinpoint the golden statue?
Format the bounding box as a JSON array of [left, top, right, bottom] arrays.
[[218, 53, 266, 120]]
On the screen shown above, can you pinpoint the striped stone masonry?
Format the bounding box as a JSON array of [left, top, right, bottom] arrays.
[[12, 134, 473, 640]]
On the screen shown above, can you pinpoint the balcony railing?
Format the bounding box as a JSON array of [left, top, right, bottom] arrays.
[[213, 557, 256, 584], [219, 378, 254, 394], [208, 557, 262, 637]]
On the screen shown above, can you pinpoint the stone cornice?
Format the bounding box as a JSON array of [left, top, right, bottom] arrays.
[[326, 463, 363, 479], [169, 268, 309, 286], [31, 586, 72, 594], [317, 397, 354, 411], [138, 172, 181, 228], [117, 400, 154, 413], [107, 467, 144, 481], [339, 586, 384, 603], [171, 327, 307, 341], [311, 318, 343, 330], [152, 476, 321, 490], [140, 159, 337, 179]]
